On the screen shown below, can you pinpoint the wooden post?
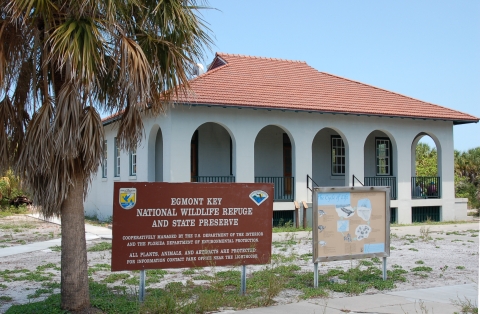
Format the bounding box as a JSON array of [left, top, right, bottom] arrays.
[[294, 201, 300, 228], [302, 201, 308, 229]]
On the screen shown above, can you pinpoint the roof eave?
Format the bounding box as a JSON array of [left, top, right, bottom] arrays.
[[179, 102, 479, 125]]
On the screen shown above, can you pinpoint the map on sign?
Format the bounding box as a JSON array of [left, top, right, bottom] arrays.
[[313, 187, 390, 262]]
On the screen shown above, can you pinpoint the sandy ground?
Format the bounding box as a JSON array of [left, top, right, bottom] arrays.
[[0, 215, 478, 313]]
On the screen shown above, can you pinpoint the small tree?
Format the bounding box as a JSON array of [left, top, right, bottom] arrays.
[[0, 0, 212, 310], [455, 147, 480, 210], [415, 143, 438, 177]]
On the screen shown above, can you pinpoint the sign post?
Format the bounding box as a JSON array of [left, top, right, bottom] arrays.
[[312, 186, 390, 287], [112, 182, 274, 295], [139, 269, 145, 302]]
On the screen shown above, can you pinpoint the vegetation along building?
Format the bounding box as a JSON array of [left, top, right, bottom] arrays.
[[85, 53, 479, 225]]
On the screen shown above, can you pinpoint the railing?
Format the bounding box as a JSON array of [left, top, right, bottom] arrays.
[[411, 177, 440, 199], [364, 176, 397, 200], [307, 174, 319, 192], [255, 176, 294, 202], [352, 175, 364, 186], [191, 176, 236, 183]]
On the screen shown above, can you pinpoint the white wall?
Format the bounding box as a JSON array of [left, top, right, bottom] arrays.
[[254, 125, 284, 177], [197, 123, 231, 176], [85, 105, 458, 224], [312, 128, 345, 187]]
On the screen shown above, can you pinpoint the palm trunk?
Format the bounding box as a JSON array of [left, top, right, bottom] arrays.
[[60, 173, 90, 311]]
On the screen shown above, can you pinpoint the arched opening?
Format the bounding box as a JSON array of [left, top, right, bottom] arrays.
[[363, 130, 398, 200], [411, 133, 440, 199], [254, 125, 294, 201], [190, 122, 234, 182], [311, 128, 347, 187], [155, 128, 163, 182], [147, 124, 163, 182]]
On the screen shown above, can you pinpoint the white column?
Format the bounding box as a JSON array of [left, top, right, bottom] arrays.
[[162, 115, 194, 183], [438, 131, 455, 220], [233, 129, 256, 183], [345, 139, 365, 187], [396, 138, 413, 224]]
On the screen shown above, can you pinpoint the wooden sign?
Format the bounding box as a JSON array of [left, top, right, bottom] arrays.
[[112, 182, 273, 271]]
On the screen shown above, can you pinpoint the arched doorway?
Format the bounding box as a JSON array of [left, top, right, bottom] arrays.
[[190, 122, 234, 182], [254, 125, 294, 201], [311, 128, 347, 187], [363, 130, 397, 199]]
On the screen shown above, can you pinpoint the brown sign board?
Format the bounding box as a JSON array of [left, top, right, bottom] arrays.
[[112, 182, 273, 271], [313, 186, 390, 262]]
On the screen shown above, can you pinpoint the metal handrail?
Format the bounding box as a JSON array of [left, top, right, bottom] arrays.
[[364, 176, 397, 200], [352, 175, 364, 186], [191, 176, 236, 183], [307, 174, 319, 192], [411, 177, 440, 199], [254, 176, 294, 202]]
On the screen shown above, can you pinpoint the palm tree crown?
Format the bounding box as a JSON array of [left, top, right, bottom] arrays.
[[1, 0, 212, 215]]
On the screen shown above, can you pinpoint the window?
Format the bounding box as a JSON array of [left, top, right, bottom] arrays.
[[102, 140, 107, 178], [376, 138, 391, 175], [130, 149, 137, 176], [331, 136, 345, 175], [114, 137, 120, 177]]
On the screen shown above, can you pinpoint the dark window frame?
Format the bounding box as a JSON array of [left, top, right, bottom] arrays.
[[331, 135, 345, 176], [375, 137, 392, 176]]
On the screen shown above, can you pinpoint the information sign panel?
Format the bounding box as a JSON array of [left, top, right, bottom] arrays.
[[313, 186, 390, 262], [112, 182, 273, 271]]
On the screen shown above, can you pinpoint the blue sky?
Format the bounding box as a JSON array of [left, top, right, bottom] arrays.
[[198, 1, 479, 152]]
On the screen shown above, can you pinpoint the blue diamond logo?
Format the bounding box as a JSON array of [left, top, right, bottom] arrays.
[[249, 190, 269, 206]]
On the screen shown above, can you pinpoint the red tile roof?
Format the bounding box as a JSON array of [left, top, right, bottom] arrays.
[[178, 53, 478, 124]]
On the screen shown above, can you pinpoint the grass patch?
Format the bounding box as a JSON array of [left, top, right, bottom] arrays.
[[6, 281, 139, 314], [182, 269, 196, 275], [415, 260, 424, 264], [88, 263, 111, 276], [27, 288, 53, 299], [411, 266, 433, 272], [49, 245, 61, 252], [103, 273, 130, 283], [0, 268, 53, 282], [446, 231, 466, 236], [2, 260, 410, 313], [87, 241, 112, 252], [36, 263, 57, 272], [391, 220, 472, 227], [456, 266, 466, 270], [409, 248, 419, 252], [0, 222, 35, 231], [0, 205, 29, 218], [452, 296, 478, 314], [272, 226, 312, 233]]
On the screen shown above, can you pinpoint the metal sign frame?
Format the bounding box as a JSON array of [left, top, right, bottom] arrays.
[[312, 186, 391, 263]]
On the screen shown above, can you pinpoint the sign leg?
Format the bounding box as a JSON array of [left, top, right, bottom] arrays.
[[139, 269, 146, 302], [382, 257, 387, 281], [240, 265, 247, 295], [314, 263, 318, 288]]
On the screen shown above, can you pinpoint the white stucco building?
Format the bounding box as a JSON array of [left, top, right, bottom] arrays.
[[85, 53, 479, 225]]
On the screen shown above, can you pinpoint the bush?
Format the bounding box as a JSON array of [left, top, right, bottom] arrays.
[[0, 169, 31, 211]]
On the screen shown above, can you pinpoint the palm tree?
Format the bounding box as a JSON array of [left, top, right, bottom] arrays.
[[0, 0, 212, 310]]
